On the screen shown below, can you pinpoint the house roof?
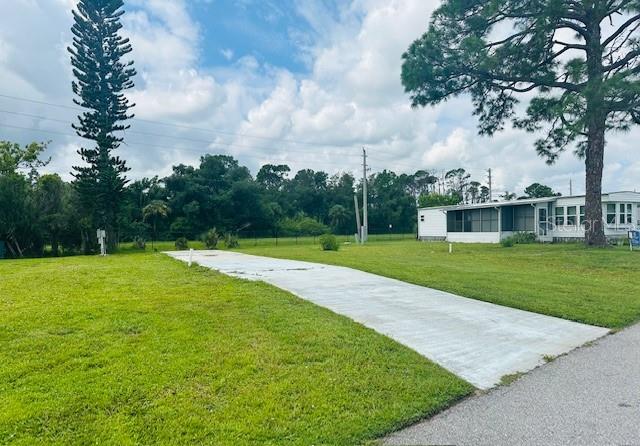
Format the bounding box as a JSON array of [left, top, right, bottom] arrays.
[[418, 191, 640, 212]]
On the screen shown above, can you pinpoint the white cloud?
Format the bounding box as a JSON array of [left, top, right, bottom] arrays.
[[0, 0, 638, 196], [423, 129, 471, 166], [220, 48, 234, 61]]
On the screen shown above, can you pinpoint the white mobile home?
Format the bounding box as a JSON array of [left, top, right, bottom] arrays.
[[418, 191, 640, 243]]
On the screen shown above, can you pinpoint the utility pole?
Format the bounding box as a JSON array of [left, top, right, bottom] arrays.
[[569, 179, 573, 196], [362, 147, 369, 243], [487, 168, 493, 202], [354, 194, 362, 243]]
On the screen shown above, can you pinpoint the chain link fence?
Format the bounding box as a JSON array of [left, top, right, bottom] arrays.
[[236, 228, 417, 247]]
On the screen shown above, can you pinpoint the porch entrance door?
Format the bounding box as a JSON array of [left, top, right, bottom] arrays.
[[538, 207, 551, 241]]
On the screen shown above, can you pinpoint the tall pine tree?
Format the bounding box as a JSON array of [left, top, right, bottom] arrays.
[[68, 0, 136, 252], [402, 1, 640, 246]]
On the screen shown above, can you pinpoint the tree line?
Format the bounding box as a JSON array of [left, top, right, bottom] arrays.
[[0, 139, 563, 258], [1, 141, 416, 257]]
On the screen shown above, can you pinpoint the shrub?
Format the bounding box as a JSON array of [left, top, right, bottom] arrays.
[[511, 232, 537, 244], [224, 233, 239, 249], [202, 228, 220, 249], [501, 232, 537, 248], [501, 237, 515, 248], [278, 215, 330, 237], [133, 236, 146, 250], [319, 234, 339, 251], [175, 237, 189, 250]]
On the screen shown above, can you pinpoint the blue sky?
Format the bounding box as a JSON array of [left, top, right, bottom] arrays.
[[191, 0, 320, 73], [0, 0, 638, 195]]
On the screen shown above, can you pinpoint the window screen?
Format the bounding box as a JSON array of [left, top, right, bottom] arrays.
[[566, 206, 577, 226], [447, 211, 463, 232], [607, 204, 617, 224], [555, 207, 565, 226], [481, 208, 499, 232], [514, 206, 535, 231]]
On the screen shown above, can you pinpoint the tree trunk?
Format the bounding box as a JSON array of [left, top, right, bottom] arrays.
[[81, 228, 90, 255], [584, 121, 607, 246], [584, 11, 607, 247]]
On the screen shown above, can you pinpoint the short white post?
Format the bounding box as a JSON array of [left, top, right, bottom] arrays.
[[449, 243, 453, 254], [188, 248, 194, 267]]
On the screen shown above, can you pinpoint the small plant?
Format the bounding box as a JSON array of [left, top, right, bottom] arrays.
[[224, 233, 239, 249], [499, 371, 524, 386], [175, 237, 189, 250], [501, 232, 537, 248], [501, 237, 515, 248], [511, 231, 537, 244], [202, 228, 220, 249], [133, 236, 146, 250], [319, 234, 339, 251]]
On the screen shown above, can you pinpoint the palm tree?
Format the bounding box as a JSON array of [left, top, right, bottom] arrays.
[[143, 200, 170, 251], [468, 181, 481, 204], [328, 205, 349, 234], [500, 191, 517, 201]]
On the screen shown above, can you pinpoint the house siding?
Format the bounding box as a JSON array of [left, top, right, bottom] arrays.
[[447, 232, 501, 244], [417, 191, 640, 244], [418, 208, 447, 240]]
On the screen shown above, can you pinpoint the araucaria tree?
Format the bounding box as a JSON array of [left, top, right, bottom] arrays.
[[68, 0, 136, 251], [402, 1, 640, 246]]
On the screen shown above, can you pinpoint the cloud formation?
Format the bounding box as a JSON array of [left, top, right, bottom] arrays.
[[0, 0, 638, 197]]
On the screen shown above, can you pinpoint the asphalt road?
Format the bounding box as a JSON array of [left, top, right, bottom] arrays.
[[385, 323, 640, 446]]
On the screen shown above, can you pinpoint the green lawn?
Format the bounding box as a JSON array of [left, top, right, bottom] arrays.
[[0, 252, 471, 446], [236, 240, 640, 329]]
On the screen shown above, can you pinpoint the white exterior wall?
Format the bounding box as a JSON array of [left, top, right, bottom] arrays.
[[606, 193, 640, 234], [552, 193, 640, 239], [418, 208, 447, 239], [417, 192, 640, 244], [550, 196, 585, 239], [447, 232, 501, 244]]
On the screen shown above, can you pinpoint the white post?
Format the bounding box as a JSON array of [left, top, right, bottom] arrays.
[[188, 248, 194, 267], [449, 243, 453, 254], [97, 229, 107, 256], [354, 194, 362, 243]]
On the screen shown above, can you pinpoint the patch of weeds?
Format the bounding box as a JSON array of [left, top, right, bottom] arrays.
[[543, 354, 556, 363], [118, 325, 144, 336], [499, 372, 524, 386], [48, 327, 77, 336]]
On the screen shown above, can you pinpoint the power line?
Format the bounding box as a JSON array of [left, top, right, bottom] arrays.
[[0, 123, 366, 169], [0, 93, 361, 150], [0, 93, 438, 173], [0, 109, 363, 159]]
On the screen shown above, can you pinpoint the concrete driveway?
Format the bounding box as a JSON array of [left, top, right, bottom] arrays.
[[167, 250, 608, 389]]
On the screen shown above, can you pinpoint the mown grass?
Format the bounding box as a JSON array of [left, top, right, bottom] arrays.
[[0, 252, 471, 446], [122, 233, 414, 253], [236, 240, 640, 329]]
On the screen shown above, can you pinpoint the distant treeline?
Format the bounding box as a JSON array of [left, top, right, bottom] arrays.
[[0, 141, 559, 258]]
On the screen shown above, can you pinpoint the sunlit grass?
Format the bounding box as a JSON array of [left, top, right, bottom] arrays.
[[236, 240, 640, 329], [0, 252, 470, 445]]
